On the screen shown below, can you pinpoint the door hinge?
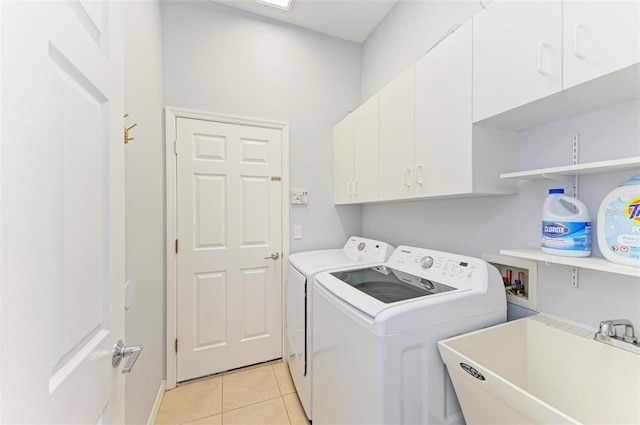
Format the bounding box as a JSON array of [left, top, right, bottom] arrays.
[[175, 338, 178, 353], [271, 176, 281, 181], [175, 239, 179, 253]]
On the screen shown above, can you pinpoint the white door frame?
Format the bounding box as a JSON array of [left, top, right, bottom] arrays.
[[164, 107, 289, 389]]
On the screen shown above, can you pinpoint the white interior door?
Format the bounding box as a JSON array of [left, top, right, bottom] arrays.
[[176, 118, 283, 382], [1, 1, 126, 423]]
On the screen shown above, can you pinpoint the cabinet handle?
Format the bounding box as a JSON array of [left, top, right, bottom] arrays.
[[573, 23, 586, 60], [536, 42, 550, 76], [415, 164, 424, 185], [354, 180, 359, 197], [404, 167, 412, 187], [347, 181, 354, 197]]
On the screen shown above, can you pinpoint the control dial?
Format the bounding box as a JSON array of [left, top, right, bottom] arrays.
[[420, 256, 434, 269], [357, 242, 366, 251]]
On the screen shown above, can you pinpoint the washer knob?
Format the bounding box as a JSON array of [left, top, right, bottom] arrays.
[[357, 242, 366, 251], [420, 256, 434, 269]]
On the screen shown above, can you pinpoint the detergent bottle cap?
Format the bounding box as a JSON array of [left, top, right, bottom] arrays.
[[549, 188, 564, 194]]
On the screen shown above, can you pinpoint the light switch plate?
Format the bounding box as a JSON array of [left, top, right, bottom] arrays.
[[294, 225, 302, 240], [291, 190, 308, 204]]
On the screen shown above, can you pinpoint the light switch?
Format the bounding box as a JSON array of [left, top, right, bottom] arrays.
[[294, 225, 303, 240]]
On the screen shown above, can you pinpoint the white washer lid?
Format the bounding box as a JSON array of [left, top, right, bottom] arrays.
[[315, 269, 468, 320]]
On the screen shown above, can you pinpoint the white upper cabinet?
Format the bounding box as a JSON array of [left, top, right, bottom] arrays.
[[473, 0, 562, 122], [353, 94, 379, 203], [333, 113, 354, 204], [563, 1, 640, 89], [333, 1, 639, 205], [415, 21, 518, 198], [415, 22, 473, 197], [378, 66, 415, 201], [334, 95, 380, 204]]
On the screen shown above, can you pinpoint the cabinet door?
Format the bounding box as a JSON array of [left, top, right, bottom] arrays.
[[333, 114, 354, 204], [353, 94, 379, 203], [563, 1, 640, 89], [378, 66, 415, 201], [473, 0, 562, 122], [415, 21, 473, 198]]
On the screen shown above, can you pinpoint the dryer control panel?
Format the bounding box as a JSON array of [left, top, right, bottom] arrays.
[[343, 236, 394, 262]]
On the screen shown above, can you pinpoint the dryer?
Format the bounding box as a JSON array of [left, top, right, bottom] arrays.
[[312, 246, 506, 425], [286, 236, 393, 420]]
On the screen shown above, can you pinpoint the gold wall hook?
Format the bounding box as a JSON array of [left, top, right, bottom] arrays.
[[124, 114, 138, 144]]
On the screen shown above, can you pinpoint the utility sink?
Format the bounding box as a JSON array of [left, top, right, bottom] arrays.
[[438, 313, 640, 425]]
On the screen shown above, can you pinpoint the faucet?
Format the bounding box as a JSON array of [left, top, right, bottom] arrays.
[[596, 319, 638, 344]]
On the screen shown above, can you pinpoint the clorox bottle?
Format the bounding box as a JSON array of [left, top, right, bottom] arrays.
[[597, 176, 640, 267], [541, 188, 592, 257]]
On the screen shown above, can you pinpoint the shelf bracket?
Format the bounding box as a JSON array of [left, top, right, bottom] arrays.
[[572, 134, 579, 199], [541, 173, 572, 181], [571, 266, 579, 288]]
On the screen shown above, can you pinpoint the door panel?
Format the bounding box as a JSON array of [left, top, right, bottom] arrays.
[[1, 1, 125, 423], [241, 267, 270, 338], [195, 272, 227, 347], [194, 174, 226, 248], [241, 176, 270, 245], [176, 118, 282, 382]]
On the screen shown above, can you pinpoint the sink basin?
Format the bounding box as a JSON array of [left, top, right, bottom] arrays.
[[438, 313, 640, 424]]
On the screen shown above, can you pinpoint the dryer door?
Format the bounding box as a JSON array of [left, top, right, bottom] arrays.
[[286, 264, 307, 375]]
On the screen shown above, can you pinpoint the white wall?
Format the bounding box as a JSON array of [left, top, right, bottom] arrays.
[[161, 1, 363, 253], [360, 1, 640, 327], [124, 2, 166, 424]]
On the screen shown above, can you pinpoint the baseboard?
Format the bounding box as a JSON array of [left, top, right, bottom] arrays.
[[147, 379, 166, 425]]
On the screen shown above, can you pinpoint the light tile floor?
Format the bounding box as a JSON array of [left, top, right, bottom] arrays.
[[155, 362, 310, 425]]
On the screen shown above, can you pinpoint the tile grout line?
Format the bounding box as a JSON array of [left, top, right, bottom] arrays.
[[221, 373, 225, 420], [281, 394, 294, 425], [222, 394, 285, 414]]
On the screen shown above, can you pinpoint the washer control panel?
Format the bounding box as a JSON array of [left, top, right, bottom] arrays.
[[388, 246, 485, 287], [419, 256, 434, 269]]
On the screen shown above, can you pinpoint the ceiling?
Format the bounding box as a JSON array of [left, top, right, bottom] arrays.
[[209, 0, 398, 43]]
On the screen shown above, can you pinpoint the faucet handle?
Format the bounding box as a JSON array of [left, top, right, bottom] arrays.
[[598, 320, 615, 339], [623, 325, 638, 344]]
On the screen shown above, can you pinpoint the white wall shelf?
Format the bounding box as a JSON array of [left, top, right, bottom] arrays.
[[500, 249, 640, 278], [500, 156, 640, 180]]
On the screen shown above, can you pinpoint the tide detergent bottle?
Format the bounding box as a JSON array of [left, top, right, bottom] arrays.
[[597, 176, 640, 267], [541, 188, 592, 257]]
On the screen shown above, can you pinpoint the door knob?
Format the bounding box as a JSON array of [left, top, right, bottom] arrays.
[[112, 340, 143, 374], [264, 252, 280, 260]]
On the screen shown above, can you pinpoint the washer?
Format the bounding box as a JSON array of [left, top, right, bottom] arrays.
[[286, 236, 394, 420], [312, 245, 506, 425]]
